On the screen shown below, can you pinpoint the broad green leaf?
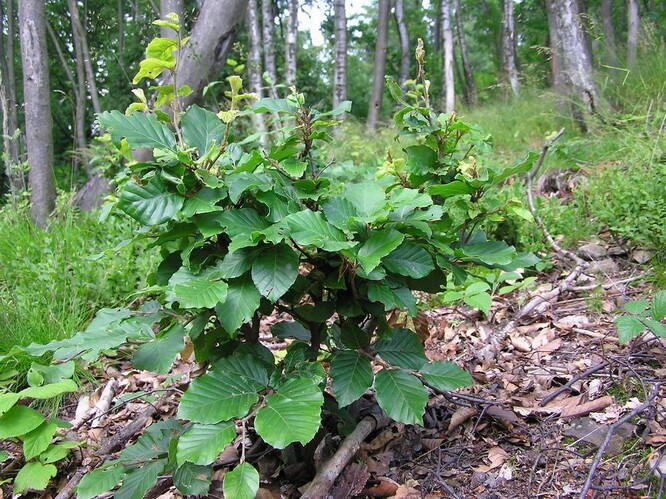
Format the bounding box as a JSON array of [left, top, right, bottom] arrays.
[[322, 197, 361, 231], [227, 172, 273, 203], [344, 182, 386, 218], [285, 209, 355, 251], [426, 181, 476, 198], [118, 176, 184, 226], [254, 377, 324, 449], [339, 322, 370, 349], [27, 361, 75, 386], [419, 362, 473, 391], [13, 462, 57, 495], [133, 57, 174, 83], [251, 244, 299, 302], [652, 291, 666, 321], [178, 355, 268, 423], [23, 421, 57, 460], [405, 145, 437, 175], [252, 97, 297, 114], [383, 243, 435, 279], [616, 316, 646, 344], [330, 351, 373, 407], [489, 151, 538, 184], [374, 369, 428, 425], [458, 239, 515, 266], [220, 248, 259, 279], [217, 208, 269, 237], [645, 319, 666, 337], [216, 274, 262, 334], [132, 324, 186, 373], [181, 187, 226, 217], [464, 291, 492, 315], [119, 420, 182, 464], [282, 157, 307, 177], [173, 462, 213, 496], [173, 278, 228, 308], [97, 110, 176, 151], [223, 462, 260, 499], [40, 443, 73, 463], [114, 459, 166, 499], [625, 300, 649, 315], [182, 104, 226, 155], [76, 467, 126, 499], [18, 379, 78, 400], [0, 450, 7, 462], [357, 229, 405, 274], [0, 405, 45, 438], [176, 422, 236, 465], [0, 393, 19, 417], [374, 328, 427, 369], [145, 37, 178, 62], [272, 321, 311, 341], [367, 282, 417, 315]]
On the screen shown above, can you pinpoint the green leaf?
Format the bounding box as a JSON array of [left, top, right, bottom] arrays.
[[374, 369, 428, 425], [405, 145, 438, 175], [18, 379, 78, 400], [616, 316, 646, 344], [251, 244, 299, 302], [285, 209, 356, 251], [322, 197, 360, 231], [0, 450, 7, 462], [219, 248, 258, 279], [330, 351, 373, 407], [339, 322, 370, 349], [119, 420, 182, 463], [97, 110, 176, 151], [132, 324, 185, 373], [13, 462, 57, 495], [254, 377, 324, 449], [133, 58, 174, 83], [0, 393, 19, 417], [464, 291, 492, 315], [652, 291, 666, 321], [40, 443, 73, 463], [374, 328, 428, 369], [458, 239, 515, 266], [227, 172, 273, 203], [367, 282, 417, 315], [118, 175, 184, 226], [76, 467, 126, 499], [182, 104, 226, 155], [0, 405, 45, 438], [23, 421, 57, 460], [28, 361, 75, 386], [223, 462, 260, 499], [216, 274, 262, 334], [114, 459, 166, 499], [645, 319, 666, 337], [282, 157, 308, 177], [173, 278, 228, 308], [176, 422, 236, 465], [383, 243, 435, 279], [173, 462, 213, 496], [426, 181, 476, 198], [217, 207, 269, 237], [356, 229, 405, 274], [181, 187, 226, 217], [344, 182, 386, 218], [625, 300, 649, 315], [419, 362, 473, 391], [178, 355, 268, 423], [272, 321, 311, 341], [145, 37, 178, 62]]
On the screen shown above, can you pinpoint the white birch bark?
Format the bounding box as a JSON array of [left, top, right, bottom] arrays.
[[333, 0, 347, 117], [441, 0, 455, 113], [501, 0, 520, 96], [285, 0, 298, 87], [247, 0, 268, 145], [627, 0, 639, 68], [261, 0, 277, 97], [367, 0, 390, 130], [394, 0, 410, 88]]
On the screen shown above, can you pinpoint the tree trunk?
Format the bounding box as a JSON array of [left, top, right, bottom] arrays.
[[367, 0, 390, 130], [262, 0, 277, 97], [247, 0, 268, 145], [501, 0, 520, 96], [601, 0, 618, 66], [454, 0, 476, 105], [67, 0, 101, 115], [546, 0, 602, 130], [627, 0, 639, 68], [285, 0, 298, 87], [333, 0, 347, 117], [177, 0, 250, 108], [18, 0, 55, 226], [394, 0, 410, 88], [441, 0, 455, 113], [0, 0, 24, 199], [118, 0, 124, 67]]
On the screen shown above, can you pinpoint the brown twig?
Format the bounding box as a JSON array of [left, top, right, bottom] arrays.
[[539, 362, 609, 406]]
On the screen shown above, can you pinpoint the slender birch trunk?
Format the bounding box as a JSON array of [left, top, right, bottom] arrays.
[[67, 0, 101, 115], [441, 0, 455, 113], [247, 0, 268, 145], [627, 0, 639, 68], [333, 0, 347, 118], [262, 0, 277, 97], [285, 0, 298, 87], [367, 0, 390, 130], [501, 0, 520, 96], [394, 0, 410, 88], [18, 0, 55, 226], [601, 0, 618, 66], [454, 0, 476, 105]]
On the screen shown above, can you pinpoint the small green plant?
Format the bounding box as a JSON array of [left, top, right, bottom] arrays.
[[615, 290, 666, 344], [14, 25, 536, 498]]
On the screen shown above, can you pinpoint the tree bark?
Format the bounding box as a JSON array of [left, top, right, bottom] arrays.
[[67, 0, 101, 115], [546, 0, 602, 130], [18, 0, 55, 226], [285, 0, 298, 87], [262, 0, 277, 97], [394, 0, 410, 88], [601, 0, 618, 66], [246, 0, 268, 145], [333, 0, 347, 117], [441, 0, 455, 113], [501, 0, 520, 96], [177, 0, 250, 108], [627, 0, 639, 68], [367, 0, 390, 130], [0, 0, 24, 199], [454, 0, 476, 105]]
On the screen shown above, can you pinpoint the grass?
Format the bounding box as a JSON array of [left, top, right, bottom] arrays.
[[0, 195, 157, 372]]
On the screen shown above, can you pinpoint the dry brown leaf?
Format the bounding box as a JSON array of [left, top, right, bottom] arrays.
[[447, 406, 477, 433], [364, 424, 403, 452], [560, 395, 613, 419], [510, 335, 531, 352], [485, 406, 522, 432], [474, 446, 510, 472], [394, 483, 421, 498], [422, 438, 444, 450], [535, 338, 562, 354], [363, 477, 399, 497]]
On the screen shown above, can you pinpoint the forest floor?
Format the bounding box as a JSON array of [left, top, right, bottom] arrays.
[[27, 238, 664, 499]]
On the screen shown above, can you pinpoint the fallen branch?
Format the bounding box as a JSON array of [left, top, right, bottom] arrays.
[[70, 379, 118, 430], [539, 362, 609, 406], [54, 467, 89, 499], [577, 382, 664, 499], [301, 415, 383, 499]]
